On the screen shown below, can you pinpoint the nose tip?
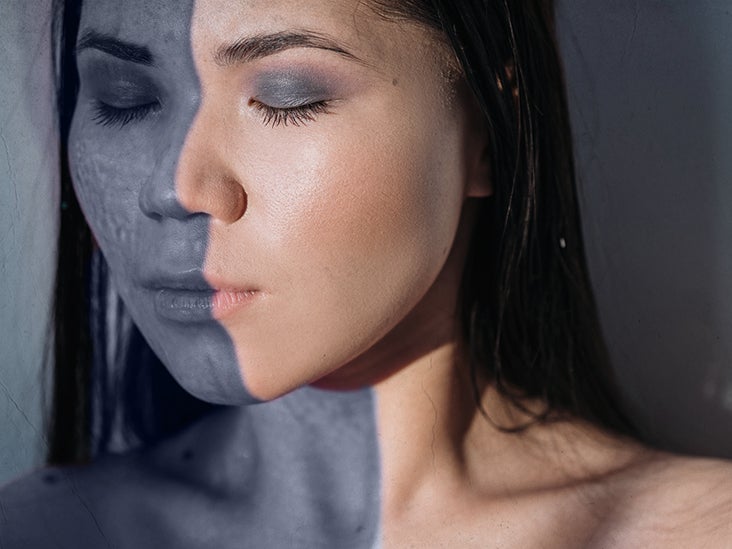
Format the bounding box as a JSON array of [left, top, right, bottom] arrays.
[[137, 141, 193, 220], [137, 144, 248, 224], [138, 179, 191, 220], [139, 177, 248, 224], [138, 97, 248, 224], [178, 177, 247, 225]]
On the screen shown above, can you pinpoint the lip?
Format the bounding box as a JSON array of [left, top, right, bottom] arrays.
[[210, 288, 261, 320], [140, 270, 261, 323], [151, 288, 213, 323], [139, 269, 211, 292], [151, 288, 261, 323]]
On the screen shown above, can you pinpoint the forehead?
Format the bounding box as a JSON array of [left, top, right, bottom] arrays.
[[77, 0, 416, 67], [78, 0, 193, 45]]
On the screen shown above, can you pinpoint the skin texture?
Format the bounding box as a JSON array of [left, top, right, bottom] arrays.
[[5, 1, 732, 548]]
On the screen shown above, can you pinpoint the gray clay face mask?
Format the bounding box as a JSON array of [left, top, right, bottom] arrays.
[[69, 0, 253, 405]]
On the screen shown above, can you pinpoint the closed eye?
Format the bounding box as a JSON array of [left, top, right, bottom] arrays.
[[92, 100, 161, 128], [249, 99, 331, 127]]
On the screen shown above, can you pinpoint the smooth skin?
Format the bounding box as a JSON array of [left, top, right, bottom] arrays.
[[4, 1, 732, 547]]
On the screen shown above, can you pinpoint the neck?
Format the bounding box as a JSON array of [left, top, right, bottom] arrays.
[[310, 198, 506, 515], [374, 339, 476, 516]]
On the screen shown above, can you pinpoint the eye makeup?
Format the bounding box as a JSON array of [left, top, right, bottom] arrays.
[[249, 100, 331, 128], [248, 69, 348, 127], [252, 70, 334, 108]]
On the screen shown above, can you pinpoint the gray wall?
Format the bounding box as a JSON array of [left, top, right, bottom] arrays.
[[558, 1, 732, 455], [0, 1, 731, 485], [0, 0, 57, 484]]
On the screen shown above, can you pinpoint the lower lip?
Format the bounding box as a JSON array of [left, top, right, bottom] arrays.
[[211, 289, 261, 319], [153, 289, 260, 323]]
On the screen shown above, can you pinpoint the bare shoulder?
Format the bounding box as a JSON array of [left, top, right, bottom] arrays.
[[598, 451, 732, 547], [0, 454, 145, 549]]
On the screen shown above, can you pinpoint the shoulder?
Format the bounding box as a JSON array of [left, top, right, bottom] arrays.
[[597, 451, 732, 547], [0, 455, 147, 549], [0, 464, 107, 548]]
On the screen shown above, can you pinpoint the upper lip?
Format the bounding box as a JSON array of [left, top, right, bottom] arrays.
[[138, 269, 256, 293], [138, 268, 213, 292]]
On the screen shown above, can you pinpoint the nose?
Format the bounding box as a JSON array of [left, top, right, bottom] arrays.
[[139, 106, 247, 224]]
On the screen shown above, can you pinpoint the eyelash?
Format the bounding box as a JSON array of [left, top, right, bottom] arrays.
[[91, 99, 331, 129], [92, 100, 161, 128], [250, 99, 331, 128]]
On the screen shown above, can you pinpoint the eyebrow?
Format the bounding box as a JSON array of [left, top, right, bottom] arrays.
[[76, 30, 154, 66], [214, 31, 362, 66]]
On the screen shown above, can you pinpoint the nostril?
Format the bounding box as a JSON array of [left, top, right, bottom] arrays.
[[178, 176, 248, 225], [224, 184, 247, 224], [138, 187, 157, 219], [139, 179, 191, 220]]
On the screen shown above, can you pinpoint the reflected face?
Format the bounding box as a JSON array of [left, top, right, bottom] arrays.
[[70, 0, 483, 403]]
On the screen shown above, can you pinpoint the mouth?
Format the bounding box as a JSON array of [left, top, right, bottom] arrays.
[[210, 288, 261, 319], [140, 270, 262, 323], [151, 288, 262, 323]]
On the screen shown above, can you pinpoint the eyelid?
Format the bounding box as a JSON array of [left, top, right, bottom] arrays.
[[77, 59, 160, 98], [96, 92, 160, 109], [91, 99, 161, 128], [249, 99, 332, 128], [251, 93, 327, 110], [253, 72, 335, 107]]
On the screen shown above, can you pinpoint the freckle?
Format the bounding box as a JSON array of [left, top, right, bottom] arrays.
[[182, 449, 194, 462], [392, 78, 399, 86], [42, 473, 59, 485]]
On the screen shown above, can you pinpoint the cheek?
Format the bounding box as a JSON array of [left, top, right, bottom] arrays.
[[68, 115, 254, 405], [68, 123, 144, 261], [68, 116, 168, 295], [206, 105, 464, 398], [239, 115, 459, 282], [278, 117, 461, 290]]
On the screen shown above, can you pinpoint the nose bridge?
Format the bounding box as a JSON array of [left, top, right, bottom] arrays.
[[174, 96, 247, 224], [175, 104, 215, 208], [138, 102, 199, 220]]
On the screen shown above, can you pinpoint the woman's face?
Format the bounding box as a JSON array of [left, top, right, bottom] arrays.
[[69, 0, 488, 403]]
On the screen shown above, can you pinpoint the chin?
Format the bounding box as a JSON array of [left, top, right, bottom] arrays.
[[236, 364, 322, 403], [230, 345, 361, 402], [158, 344, 263, 406], [131, 313, 262, 406]]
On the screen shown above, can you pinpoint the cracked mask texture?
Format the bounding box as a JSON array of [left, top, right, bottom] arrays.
[[66, 1, 382, 547], [69, 0, 252, 405], [66, 0, 477, 545]]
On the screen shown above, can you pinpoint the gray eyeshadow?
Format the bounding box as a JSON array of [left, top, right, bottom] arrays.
[[255, 72, 332, 108]]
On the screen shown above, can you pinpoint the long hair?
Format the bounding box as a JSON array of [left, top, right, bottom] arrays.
[[48, 0, 636, 464]]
